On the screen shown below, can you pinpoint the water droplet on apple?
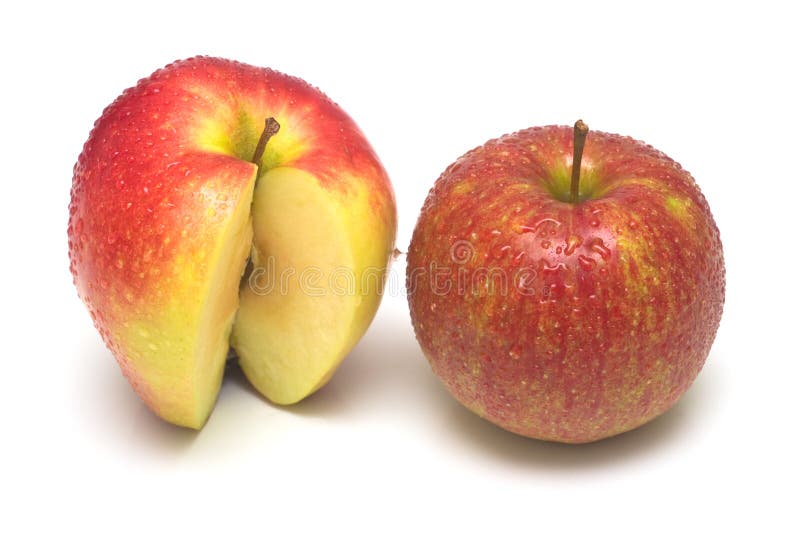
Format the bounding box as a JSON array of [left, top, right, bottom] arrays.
[[578, 255, 596, 271], [589, 239, 611, 260], [564, 236, 581, 256], [491, 245, 511, 259]]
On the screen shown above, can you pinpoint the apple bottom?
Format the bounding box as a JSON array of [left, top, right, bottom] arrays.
[[413, 278, 718, 443]]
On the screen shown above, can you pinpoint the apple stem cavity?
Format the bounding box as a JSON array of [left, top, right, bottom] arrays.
[[569, 119, 589, 204], [251, 117, 281, 165]]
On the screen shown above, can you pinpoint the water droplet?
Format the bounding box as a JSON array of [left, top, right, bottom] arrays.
[[491, 245, 511, 259], [589, 238, 611, 260], [542, 261, 566, 275], [565, 235, 582, 256], [578, 255, 596, 271], [518, 217, 561, 234]]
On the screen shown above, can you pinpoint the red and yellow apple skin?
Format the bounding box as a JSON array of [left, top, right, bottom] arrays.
[[406, 125, 724, 443], [68, 57, 396, 428]]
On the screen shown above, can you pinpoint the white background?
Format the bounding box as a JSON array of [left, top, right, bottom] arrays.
[[2, 1, 798, 532]]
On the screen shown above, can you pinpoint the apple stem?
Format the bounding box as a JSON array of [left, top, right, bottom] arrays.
[[251, 117, 281, 165], [570, 120, 589, 203]]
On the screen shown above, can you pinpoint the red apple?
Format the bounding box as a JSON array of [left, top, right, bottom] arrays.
[[406, 121, 724, 443], [68, 57, 397, 429]]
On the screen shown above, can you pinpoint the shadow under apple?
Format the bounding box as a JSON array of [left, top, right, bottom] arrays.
[[75, 337, 198, 456], [279, 303, 441, 421], [434, 354, 724, 471]]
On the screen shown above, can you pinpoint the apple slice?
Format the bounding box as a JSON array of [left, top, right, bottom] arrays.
[[79, 154, 258, 430], [185, 171, 254, 425]]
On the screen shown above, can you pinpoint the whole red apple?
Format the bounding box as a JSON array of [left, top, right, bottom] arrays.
[[406, 121, 724, 443], [69, 57, 396, 428]]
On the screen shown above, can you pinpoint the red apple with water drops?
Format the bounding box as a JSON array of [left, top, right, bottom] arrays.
[[406, 121, 725, 443]]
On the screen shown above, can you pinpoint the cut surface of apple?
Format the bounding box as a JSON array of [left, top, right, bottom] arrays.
[[191, 175, 255, 425], [68, 57, 397, 428], [232, 167, 382, 404]]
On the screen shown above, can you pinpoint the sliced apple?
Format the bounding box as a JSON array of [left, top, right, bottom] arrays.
[[69, 57, 396, 429]]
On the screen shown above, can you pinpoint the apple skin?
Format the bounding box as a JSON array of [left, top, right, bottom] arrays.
[[68, 57, 396, 428], [406, 125, 724, 443]]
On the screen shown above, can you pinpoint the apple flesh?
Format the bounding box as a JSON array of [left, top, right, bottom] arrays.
[[406, 123, 724, 443], [68, 57, 396, 429]]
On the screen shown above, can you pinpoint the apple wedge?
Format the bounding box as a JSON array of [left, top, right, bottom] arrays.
[[68, 57, 397, 428]]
